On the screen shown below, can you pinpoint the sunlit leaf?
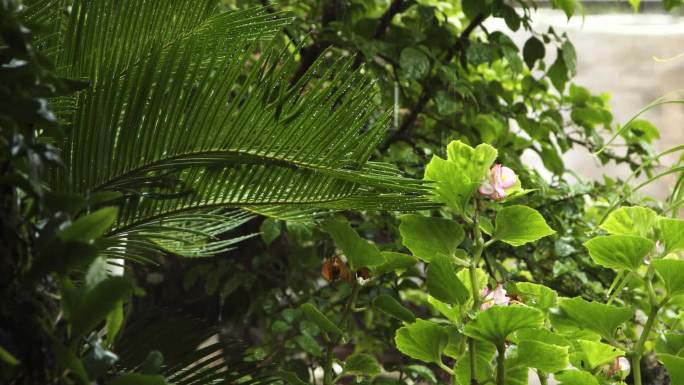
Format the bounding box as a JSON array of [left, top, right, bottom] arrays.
[[493, 205, 556, 247]]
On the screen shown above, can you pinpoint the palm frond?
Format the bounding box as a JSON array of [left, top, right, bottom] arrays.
[[28, 0, 433, 259], [115, 308, 277, 384]]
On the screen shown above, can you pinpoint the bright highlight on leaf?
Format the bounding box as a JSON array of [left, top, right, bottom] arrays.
[[463, 305, 544, 347], [584, 235, 654, 271], [493, 205, 556, 246]]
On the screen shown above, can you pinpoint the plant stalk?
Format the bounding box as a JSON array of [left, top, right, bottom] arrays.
[[323, 282, 361, 385], [468, 213, 485, 385], [630, 304, 660, 385], [496, 344, 505, 385]]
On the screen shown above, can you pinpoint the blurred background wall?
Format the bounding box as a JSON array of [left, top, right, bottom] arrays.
[[488, 5, 684, 200]]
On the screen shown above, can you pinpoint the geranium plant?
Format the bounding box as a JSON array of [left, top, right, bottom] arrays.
[[294, 140, 683, 385]]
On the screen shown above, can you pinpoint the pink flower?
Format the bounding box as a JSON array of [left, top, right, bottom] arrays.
[[480, 284, 510, 310], [610, 356, 630, 378], [478, 164, 517, 200]]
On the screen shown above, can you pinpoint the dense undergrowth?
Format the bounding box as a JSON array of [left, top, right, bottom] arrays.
[[1, 0, 683, 385]]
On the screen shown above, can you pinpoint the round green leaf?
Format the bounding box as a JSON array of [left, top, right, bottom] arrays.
[[373, 294, 416, 324], [394, 319, 448, 364], [512, 282, 558, 311], [399, 215, 464, 262], [517, 340, 569, 373], [523, 36, 545, 69], [600, 206, 657, 237], [343, 353, 382, 377], [400, 47, 430, 79], [463, 305, 544, 346], [493, 205, 556, 247], [557, 297, 632, 340], [584, 235, 654, 271], [427, 254, 470, 305]]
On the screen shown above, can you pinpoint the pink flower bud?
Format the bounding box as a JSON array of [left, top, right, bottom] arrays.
[[478, 164, 518, 200], [480, 284, 510, 310]]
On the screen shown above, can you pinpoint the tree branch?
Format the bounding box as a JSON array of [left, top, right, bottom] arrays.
[[353, 0, 404, 69], [379, 13, 486, 151]]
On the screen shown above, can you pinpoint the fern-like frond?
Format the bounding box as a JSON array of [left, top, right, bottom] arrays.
[[28, 0, 433, 259]]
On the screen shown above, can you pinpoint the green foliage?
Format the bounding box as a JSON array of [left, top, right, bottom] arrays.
[[4, 1, 684, 385], [600, 206, 658, 237], [517, 340, 569, 373], [556, 297, 633, 340], [493, 205, 556, 246], [300, 303, 344, 336], [463, 305, 544, 347], [372, 294, 416, 323], [584, 235, 654, 271], [342, 353, 382, 377], [394, 319, 448, 364], [399, 215, 464, 262], [426, 254, 469, 305]]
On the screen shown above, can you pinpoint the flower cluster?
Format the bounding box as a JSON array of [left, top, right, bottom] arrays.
[[478, 164, 517, 200]]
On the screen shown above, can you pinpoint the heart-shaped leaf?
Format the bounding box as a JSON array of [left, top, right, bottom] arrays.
[[583, 235, 654, 271], [557, 297, 632, 339], [463, 305, 544, 347], [395, 319, 448, 364], [600, 206, 657, 238], [399, 215, 464, 262], [493, 205, 555, 247], [653, 259, 684, 297], [427, 254, 470, 305]]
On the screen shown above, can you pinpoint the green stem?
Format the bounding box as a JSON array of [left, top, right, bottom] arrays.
[[323, 341, 334, 385], [495, 344, 505, 385], [631, 305, 660, 385], [468, 213, 485, 385], [323, 282, 361, 385], [537, 370, 548, 385]]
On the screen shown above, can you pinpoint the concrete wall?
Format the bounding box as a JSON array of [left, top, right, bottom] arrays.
[[487, 11, 684, 200]]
